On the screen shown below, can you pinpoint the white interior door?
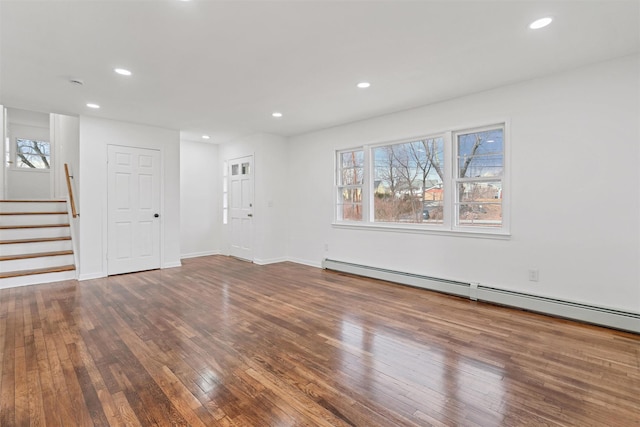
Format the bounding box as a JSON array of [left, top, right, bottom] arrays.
[[229, 155, 253, 261], [107, 145, 161, 275]]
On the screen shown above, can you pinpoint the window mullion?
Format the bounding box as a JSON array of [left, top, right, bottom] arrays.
[[363, 146, 372, 222], [443, 131, 454, 230]]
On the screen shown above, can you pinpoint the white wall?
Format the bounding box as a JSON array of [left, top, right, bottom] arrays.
[[286, 54, 640, 313], [51, 114, 80, 201], [5, 109, 51, 199], [219, 133, 288, 264], [180, 140, 220, 258], [78, 117, 181, 280]]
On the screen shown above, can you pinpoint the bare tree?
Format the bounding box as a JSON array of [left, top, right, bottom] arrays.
[[374, 146, 402, 221], [408, 139, 444, 221], [17, 139, 50, 168], [391, 143, 421, 221], [459, 134, 483, 178]]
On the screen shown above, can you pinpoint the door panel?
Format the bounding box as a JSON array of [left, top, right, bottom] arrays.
[[229, 155, 253, 261], [108, 145, 161, 275]]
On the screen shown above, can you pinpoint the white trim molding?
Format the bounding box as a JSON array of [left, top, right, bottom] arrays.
[[181, 250, 221, 260], [254, 257, 289, 266]]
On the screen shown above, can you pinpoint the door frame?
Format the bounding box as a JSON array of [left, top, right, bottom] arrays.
[[105, 143, 164, 275], [227, 154, 255, 261], [0, 105, 5, 199]]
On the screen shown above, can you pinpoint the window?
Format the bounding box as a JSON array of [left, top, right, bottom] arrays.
[[454, 127, 504, 228], [16, 138, 50, 169], [373, 137, 444, 224], [335, 123, 507, 234], [336, 149, 364, 221]]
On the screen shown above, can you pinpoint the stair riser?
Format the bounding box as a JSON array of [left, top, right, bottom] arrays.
[[1, 254, 75, 272], [0, 240, 73, 257], [0, 227, 70, 240], [0, 214, 69, 226], [0, 201, 67, 213], [0, 270, 76, 289]]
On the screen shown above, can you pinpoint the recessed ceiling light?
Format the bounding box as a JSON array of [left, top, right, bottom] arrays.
[[202, 135, 210, 140], [357, 82, 371, 89], [114, 68, 132, 76], [272, 112, 283, 118], [529, 17, 553, 29], [86, 103, 100, 109]]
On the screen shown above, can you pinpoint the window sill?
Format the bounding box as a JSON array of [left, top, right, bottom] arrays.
[[332, 221, 511, 240]]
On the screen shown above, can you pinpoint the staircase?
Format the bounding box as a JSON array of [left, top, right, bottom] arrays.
[[0, 200, 77, 289]]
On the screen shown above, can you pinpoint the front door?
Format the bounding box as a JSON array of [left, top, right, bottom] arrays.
[[229, 155, 253, 261], [107, 145, 161, 275]]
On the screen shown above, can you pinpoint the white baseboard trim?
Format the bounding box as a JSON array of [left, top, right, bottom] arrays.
[[181, 250, 221, 260], [253, 257, 288, 266], [78, 272, 107, 281], [162, 261, 182, 269], [288, 257, 323, 269], [323, 258, 640, 334]]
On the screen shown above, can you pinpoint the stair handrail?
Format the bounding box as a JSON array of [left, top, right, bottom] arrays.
[[64, 163, 78, 218]]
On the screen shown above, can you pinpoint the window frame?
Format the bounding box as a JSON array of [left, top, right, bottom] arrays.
[[335, 148, 366, 222], [452, 123, 507, 232], [333, 122, 510, 238]]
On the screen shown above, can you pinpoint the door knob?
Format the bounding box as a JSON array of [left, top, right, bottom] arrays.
[[247, 213, 253, 217], [154, 213, 159, 218]]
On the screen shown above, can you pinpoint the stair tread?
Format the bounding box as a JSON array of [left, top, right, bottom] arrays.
[[0, 236, 72, 245], [0, 250, 74, 261], [0, 224, 70, 229], [0, 264, 75, 279], [0, 211, 68, 215], [0, 199, 66, 202]]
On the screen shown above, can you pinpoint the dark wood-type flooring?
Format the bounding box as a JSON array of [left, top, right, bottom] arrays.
[[1, 255, 639, 426]]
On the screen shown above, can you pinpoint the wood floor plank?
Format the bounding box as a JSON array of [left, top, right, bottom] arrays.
[[0, 255, 639, 426]]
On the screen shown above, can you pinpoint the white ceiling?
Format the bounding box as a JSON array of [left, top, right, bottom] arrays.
[[1, 1, 638, 143]]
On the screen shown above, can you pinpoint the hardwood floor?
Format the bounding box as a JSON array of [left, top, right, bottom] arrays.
[[1, 255, 638, 426]]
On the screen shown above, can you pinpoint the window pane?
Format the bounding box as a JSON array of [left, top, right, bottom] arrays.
[[457, 203, 502, 227], [231, 164, 239, 175], [241, 162, 250, 175], [457, 129, 503, 178], [457, 182, 502, 226], [458, 181, 502, 202], [337, 149, 364, 221], [338, 203, 363, 221], [16, 139, 50, 169], [341, 150, 363, 168], [458, 154, 503, 178], [372, 137, 444, 223], [338, 187, 363, 221], [341, 167, 363, 185], [338, 187, 362, 203]]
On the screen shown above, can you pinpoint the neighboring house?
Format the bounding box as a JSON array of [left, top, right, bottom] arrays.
[[424, 186, 443, 201]]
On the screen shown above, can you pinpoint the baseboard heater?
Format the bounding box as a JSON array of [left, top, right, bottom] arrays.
[[322, 259, 640, 334]]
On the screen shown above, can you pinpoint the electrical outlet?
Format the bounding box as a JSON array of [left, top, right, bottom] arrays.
[[528, 269, 539, 282]]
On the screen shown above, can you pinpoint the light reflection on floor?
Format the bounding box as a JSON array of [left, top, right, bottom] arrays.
[[336, 316, 506, 425]]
